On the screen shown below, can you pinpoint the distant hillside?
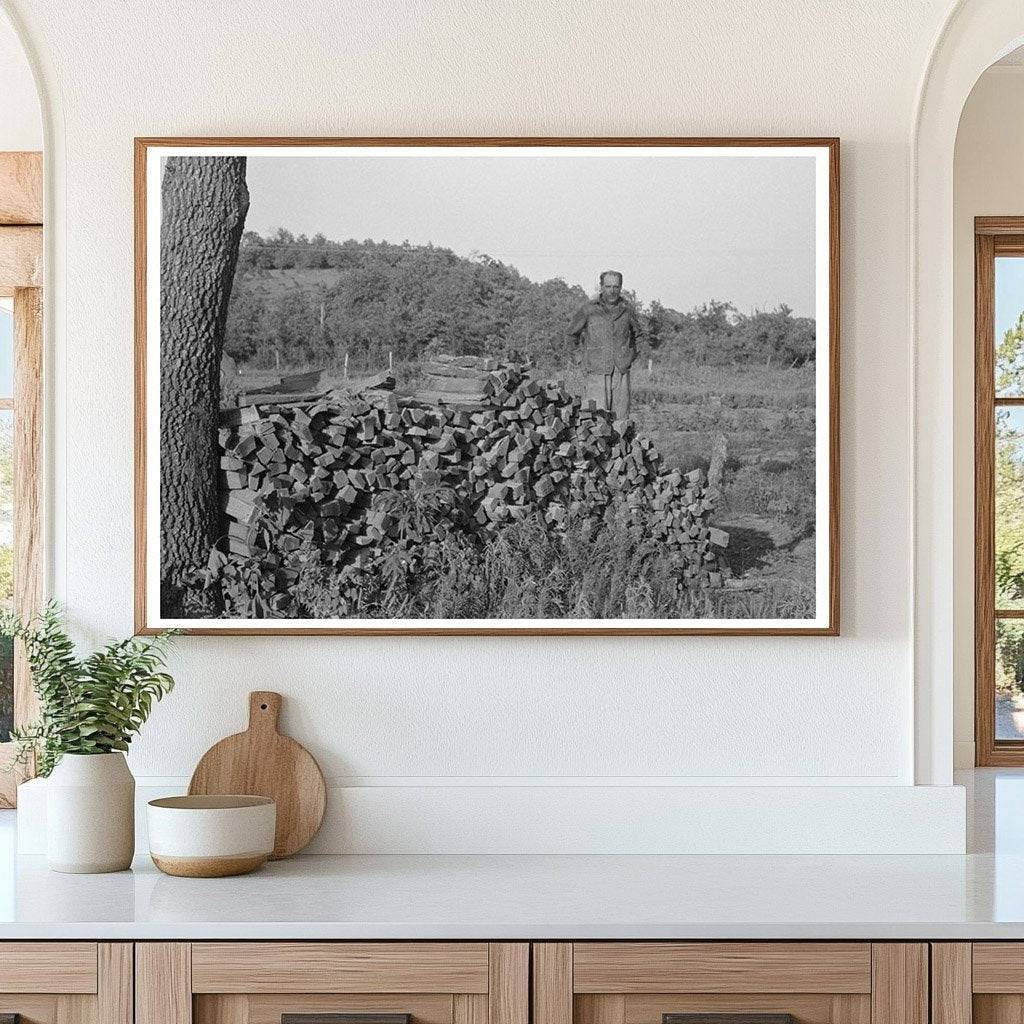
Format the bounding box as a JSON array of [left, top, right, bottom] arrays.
[[224, 229, 816, 374]]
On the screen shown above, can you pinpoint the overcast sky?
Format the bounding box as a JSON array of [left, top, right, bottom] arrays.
[[242, 150, 818, 317]]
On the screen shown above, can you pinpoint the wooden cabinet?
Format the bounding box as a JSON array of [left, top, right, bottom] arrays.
[[0, 938, 940, 1024], [136, 943, 528, 1024], [931, 943, 1024, 1024], [0, 943, 132, 1024], [532, 944, 928, 1024]]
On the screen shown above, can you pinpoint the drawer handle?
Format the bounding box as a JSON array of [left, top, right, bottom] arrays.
[[664, 1016, 797, 1024], [283, 1016, 411, 1024]]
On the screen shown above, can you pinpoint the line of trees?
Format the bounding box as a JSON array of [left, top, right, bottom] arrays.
[[224, 229, 817, 374]]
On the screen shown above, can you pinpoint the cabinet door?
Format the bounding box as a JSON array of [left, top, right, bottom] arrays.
[[935, 943, 1024, 1024], [534, 944, 927, 1024], [137, 943, 528, 1024], [0, 942, 132, 1024]]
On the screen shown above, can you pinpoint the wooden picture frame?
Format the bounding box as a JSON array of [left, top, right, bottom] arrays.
[[135, 137, 840, 636]]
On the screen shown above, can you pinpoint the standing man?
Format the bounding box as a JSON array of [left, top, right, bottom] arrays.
[[566, 270, 644, 418]]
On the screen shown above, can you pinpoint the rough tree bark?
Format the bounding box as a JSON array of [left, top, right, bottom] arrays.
[[159, 156, 249, 616]]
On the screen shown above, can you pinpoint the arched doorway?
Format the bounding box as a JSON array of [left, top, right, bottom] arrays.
[[914, 0, 1024, 785]]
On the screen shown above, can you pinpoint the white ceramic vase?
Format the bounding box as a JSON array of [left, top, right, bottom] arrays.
[[46, 752, 135, 873]]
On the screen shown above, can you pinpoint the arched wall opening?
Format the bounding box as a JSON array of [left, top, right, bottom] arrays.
[[951, 49, 1024, 768], [914, 0, 1024, 784], [0, 6, 41, 151]]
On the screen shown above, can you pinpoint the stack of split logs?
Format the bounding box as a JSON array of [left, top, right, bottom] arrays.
[[214, 355, 728, 615]]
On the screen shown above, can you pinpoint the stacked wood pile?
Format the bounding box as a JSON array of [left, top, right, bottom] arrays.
[[415, 354, 503, 404], [213, 356, 728, 615], [220, 367, 395, 419]]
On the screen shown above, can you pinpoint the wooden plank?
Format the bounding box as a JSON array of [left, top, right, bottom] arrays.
[[972, 943, 1024, 992], [534, 944, 572, 1024], [426, 362, 492, 379], [489, 943, 528, 1024], [870, 945, 927, 1024], [239, 390, 325, 407], [976, 229, 999, 765], [573, 943, 871, 994], [974, 995, 1024, 1024], [136, 943, 192, 1024], [0, 152, 42, 225], [14, 287, 42, 722], [98, 945, 133, 1024], [0, 996, 59, 1024], [576, 996, 625, 1024], [193, 996, 249, 1024], [425, 375, 491, 394], [453, 995, 487, 1024], [977, 217, 1024, 235], [192, 942, 489, 994], [0, 226, 42, 289], [414, 390, 488, 406], [0, 943, 98, 993], [831, 996, 872, 1024], [931, 945, 971, 1024], [56, 995, 95, 1024]]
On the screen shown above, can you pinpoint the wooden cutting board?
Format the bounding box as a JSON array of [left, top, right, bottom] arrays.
[[188, 691, 326, 859]]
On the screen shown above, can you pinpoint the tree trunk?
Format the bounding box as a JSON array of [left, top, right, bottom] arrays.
[[159, 156, 249, 616]]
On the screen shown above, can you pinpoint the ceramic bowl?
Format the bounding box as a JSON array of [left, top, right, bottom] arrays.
[[146, 795, 276, 877]]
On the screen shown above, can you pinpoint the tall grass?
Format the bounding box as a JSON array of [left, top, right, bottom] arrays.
[[287, 507, 725, 620]]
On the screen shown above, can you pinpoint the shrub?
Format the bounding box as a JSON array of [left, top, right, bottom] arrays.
[[1, 604, 178, 776]]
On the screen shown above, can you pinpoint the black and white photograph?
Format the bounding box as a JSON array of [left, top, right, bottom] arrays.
[[136, 139, 838, 634]]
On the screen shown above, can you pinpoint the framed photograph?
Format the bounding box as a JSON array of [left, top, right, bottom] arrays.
[[135, 137, 839, 636]]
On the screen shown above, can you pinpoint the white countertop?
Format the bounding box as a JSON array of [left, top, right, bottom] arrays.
[[0, 848, 1022, 940], [1, 769, 1022, 941]]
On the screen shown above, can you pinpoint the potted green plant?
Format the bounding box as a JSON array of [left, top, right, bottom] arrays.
[[2, 604, 177, 873]]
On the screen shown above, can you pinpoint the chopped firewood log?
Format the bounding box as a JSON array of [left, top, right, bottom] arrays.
[[219, 405, 261, 427], [222, 489, 258, 524]]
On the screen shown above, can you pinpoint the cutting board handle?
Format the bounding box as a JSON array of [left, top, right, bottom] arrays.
[[248, 691, 282, 734]]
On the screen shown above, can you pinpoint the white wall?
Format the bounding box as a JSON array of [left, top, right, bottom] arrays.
[[952, 65, 1024, 768], [0, 0, 971, 851], [0, 8, 39, 151]]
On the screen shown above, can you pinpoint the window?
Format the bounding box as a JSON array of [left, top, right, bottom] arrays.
[[0, 299, 13, 745], [975, 219, 1024, 764], [0, 150, 43, 805]]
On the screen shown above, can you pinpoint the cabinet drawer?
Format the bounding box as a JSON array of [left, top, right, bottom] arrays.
[[139, 942, 528, 1024], [191, 943, 490, 993], [0, 942, 98, 993], [0, 943, 130, 1024], [572, 943, 872, 994], [535, 943, 925, 1024]]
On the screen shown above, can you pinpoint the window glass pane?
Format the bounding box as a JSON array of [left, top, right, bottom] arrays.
[[0, 410, 12, 742], [0, 302, 12, 399], [998, 619, 1024, 740], [996, 256, 1024, 397], [997, 407, 1024, 610]]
